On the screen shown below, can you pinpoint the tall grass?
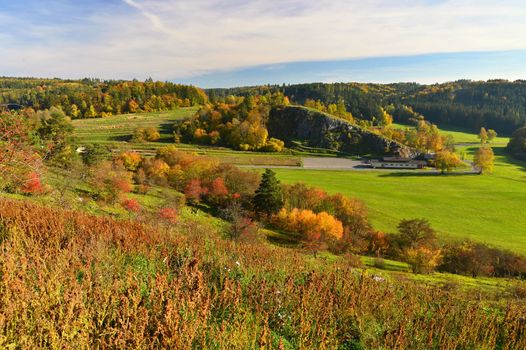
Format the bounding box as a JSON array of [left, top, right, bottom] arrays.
[[1, 199, 525, 349]]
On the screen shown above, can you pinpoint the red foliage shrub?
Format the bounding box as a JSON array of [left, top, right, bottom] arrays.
[[20, 172, 43, 195], [121, 198, 141, 213], [158, 207, 178, 225], [184, 179, 206, 203], [209, 177, 228, 197]]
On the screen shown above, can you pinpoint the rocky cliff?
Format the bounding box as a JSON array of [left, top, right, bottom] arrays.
[[268, 106, 417, 157]]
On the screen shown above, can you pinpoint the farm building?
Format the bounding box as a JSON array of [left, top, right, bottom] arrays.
[[370, 157, 427, 169]]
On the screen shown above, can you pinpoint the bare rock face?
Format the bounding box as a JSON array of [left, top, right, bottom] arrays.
[[268, 106, 417, 157]]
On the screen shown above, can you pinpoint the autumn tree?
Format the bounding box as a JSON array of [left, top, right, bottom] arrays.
[[0, 111, 43, 192], [272, 208, 344, 256], [473, 146, 495, 173], [478, 127, 488, 144], [395, 219, 442, 274], [487, 129, 498, 143], [88, 161, 133, 203], [252, 169, 283, 217], [81, 144, 111, 166], [117, 151, 143, 171], [434, 150, 462, 173]]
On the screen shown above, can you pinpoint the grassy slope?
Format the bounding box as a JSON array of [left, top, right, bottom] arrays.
[[72, 108, 302, 166], [273, 145, 526, 254]]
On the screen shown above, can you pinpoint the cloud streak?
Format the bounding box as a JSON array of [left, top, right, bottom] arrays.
[[0, 0, 525, 83]]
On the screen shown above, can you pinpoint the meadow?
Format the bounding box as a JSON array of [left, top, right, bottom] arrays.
[[273, 144, 526, 254]]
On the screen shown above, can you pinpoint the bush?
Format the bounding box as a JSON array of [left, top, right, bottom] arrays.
[[117, 151, 142, 171], [132, 127, 161, 142], [439, 240, 526, 278], [81, 144, 111, 166]]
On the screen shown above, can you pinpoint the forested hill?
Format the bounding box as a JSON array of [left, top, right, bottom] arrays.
[[0, 77, 207, 118], [208, 80, 526, 134]]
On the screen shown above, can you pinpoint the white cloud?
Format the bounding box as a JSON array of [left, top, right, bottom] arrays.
[[1, 0, 526, 80]]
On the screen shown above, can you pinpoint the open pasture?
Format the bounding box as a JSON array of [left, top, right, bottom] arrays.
[[273, 145, 526, 254]]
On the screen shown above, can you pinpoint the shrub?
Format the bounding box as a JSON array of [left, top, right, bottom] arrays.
[[20, 172, 44, 195], [121, 198, 141, 213], [439, 240, 526, 278], [404, 246, 442, 274], [118, 151, 142, 171], [158, 207, 178, 225], [88, 161, 133, 203], [81, 144, 111, 166], [132, 127, 161, 142]]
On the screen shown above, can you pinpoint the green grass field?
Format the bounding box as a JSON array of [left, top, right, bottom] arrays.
[[273, 145, 526, 254], [391, 122, 510, 144]]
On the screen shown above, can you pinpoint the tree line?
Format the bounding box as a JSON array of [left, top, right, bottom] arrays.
[[208, 80, 526, 134], [0, 77, 207, 118]]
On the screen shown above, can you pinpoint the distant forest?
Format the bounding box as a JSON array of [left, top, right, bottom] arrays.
[[0, 77, 207, 118], [209, 80, 526, 134], [3, 77, 526, 134]]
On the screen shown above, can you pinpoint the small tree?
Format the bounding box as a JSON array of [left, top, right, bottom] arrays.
[[252, 169, 283, 217], [487, 129, 498, 143], [473, 146, 495, 174], [434, 150, 462, 174], [478, 127, 488, 144]]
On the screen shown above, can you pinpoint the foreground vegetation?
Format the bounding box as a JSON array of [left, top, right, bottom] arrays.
[[1, 199, 526, 349]]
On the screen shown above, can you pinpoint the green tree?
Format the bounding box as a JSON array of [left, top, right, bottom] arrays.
[[252, 169, 283, 217]]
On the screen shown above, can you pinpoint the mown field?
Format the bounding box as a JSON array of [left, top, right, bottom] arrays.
[[273, 144, 526, 254], [72, 108, 302, 166]]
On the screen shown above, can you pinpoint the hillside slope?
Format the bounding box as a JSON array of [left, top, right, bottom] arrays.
[[1, 198, 526, 349]]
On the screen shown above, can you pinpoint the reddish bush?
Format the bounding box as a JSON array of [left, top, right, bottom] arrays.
[[158, 207, 178, 225], [20, 172, 44, 195], [209, 177, 228, 197], [121, 198, 141, 213], [184, 179, 206, 203]]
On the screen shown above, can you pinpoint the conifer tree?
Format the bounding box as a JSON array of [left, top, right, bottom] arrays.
[[252, 169, 283, 217]]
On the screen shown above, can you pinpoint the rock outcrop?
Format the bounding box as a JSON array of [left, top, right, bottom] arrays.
[[268, 106, 417, 157]]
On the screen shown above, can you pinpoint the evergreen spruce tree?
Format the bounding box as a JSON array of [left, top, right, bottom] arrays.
[[252, 169, 283, 217]]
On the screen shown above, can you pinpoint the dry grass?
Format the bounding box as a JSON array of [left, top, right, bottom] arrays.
[[1, 199, 525, 349]]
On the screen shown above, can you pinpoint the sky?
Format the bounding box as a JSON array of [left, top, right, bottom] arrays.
[[0, 0, 525, 87]]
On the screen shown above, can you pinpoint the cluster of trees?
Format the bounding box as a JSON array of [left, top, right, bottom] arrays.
[[400, 80, 526, 134], [174, 93, 288, 151], [253, 170, 374, 255], [209, 80, 526, 134], [507, 126, 526, 160], [379, 118, 454, 153], [132, 127, 161, 143], [361, 218, 526, 277], [0, 77, 207, 118], [208, 82, 396, 124], [0, 107, 76, 194], [303, 98, 357, 122]]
